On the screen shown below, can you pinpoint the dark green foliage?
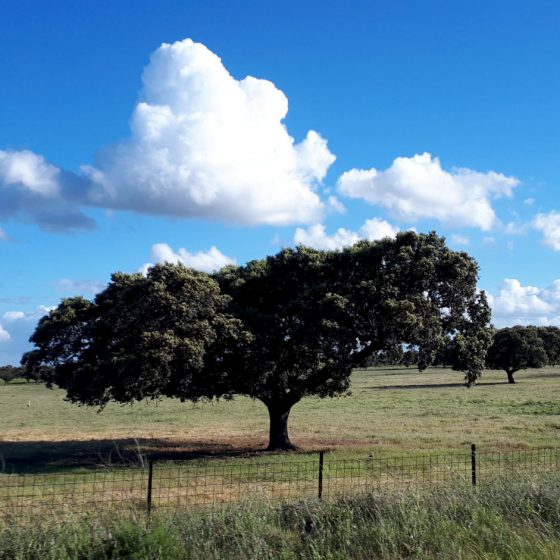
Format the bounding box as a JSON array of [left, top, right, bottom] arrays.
[[537, 326, 560, 366], [215, 246, 360, 449], [24, 265, 242, 408], [486, 326, 548, 383], [215, 232, 491, 447], [24, 232, 491, 450], [333, 232, 492, 384], [0, 365, 23, 384]]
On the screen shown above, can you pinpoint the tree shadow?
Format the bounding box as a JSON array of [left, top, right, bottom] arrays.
[[368, 381, 507, 390], [0, 438, 286, 475]]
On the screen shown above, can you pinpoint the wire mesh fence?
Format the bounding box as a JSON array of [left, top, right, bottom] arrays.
[[1, 446, 559, 524]]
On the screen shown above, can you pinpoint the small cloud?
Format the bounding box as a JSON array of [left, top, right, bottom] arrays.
[[0, 227, 8, 241], [294, 217, 399, 251], [141, 243, 236, 274], [533, 211, 560, 251], [482, 236, 496, 246], [450, 234, 469, 246], [0, 324, 11, 343], [504, 221, 528, 235], [2, 311, 25, 321], [337, 153, 519, 231], [506, 240, 515, 251], [523, 197, 535, 205], [56, 278, 105, 295], [0, 306, 53, 364]]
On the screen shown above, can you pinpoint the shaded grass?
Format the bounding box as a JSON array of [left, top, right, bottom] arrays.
[[2, 477, 560, 559], [1, 366, 559, 472]]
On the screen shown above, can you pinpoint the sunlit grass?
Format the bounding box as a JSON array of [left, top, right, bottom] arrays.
[[1, 366, 559, 470]]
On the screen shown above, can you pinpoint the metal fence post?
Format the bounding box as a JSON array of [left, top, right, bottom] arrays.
[[471, 444, 477, 487], [318, 451, 324, 499], [147, 460, 154, 520]]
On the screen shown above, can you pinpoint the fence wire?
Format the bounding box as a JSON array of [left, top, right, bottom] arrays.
[[1, 447, 559, 523]]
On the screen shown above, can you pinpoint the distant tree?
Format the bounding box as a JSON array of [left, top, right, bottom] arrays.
[[19, 353, 54, 383], [485, 326, 548, 383], [25, 233, 492, 451], [401, 347, 419, 367], [536, 326, 560, 366], [0, 365, 23, 384]]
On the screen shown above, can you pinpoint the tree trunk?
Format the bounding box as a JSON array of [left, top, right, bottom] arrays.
[[264, 400, 297, 451], [506, 369, 516, 384]]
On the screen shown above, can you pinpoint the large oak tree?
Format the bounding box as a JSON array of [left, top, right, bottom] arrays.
[[24, 232, 492, 450]]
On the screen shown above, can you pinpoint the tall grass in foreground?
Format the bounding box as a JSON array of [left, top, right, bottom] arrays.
[[2, 478, 560, 559]]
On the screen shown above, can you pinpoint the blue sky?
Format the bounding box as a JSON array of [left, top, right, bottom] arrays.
[[1, 0, 560, 364]]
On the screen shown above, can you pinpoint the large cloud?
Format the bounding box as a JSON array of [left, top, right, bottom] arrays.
[[1, 39, 335, 230], [337, 153, 518, 230], [140, 242, 236, 274], [0, 150, 94, 231], [294, 218, 398, 250], [85, 39, 335, 225], [488, 278, 560, 327]]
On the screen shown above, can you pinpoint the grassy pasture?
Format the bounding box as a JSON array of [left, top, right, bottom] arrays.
[[1, 366, 560, 471]]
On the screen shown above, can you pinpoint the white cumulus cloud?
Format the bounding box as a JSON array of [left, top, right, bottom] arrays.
[[0, 324, 11, 343], [533, 211, 560, 250], [86, 38, 335, 225], [0, 149, 94, 231], [337, 153, 518, 231], [0, 306, 53, 365], [0, 149, 60, 197], [488, 278, 560, 327], [140, 242, 236, 274], [294, 218, 398, 250]]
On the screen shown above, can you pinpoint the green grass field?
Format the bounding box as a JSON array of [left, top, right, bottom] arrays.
[[1, 366, 560, 471]]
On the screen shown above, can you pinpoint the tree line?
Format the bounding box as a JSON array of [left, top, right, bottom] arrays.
[[390, 325, 560, 385], [0, 365, 44, 384]]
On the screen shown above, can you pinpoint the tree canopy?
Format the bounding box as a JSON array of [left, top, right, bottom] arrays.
[[0, 365, 23, 384], [485, 326, 548, 383], [24, 232, 492, 450], [23, 266, 242, 406]]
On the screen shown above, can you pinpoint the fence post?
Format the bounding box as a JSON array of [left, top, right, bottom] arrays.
[[318, 450, 324, 500], [471, 444, 477, 487], [147, 460, 154, 520]]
